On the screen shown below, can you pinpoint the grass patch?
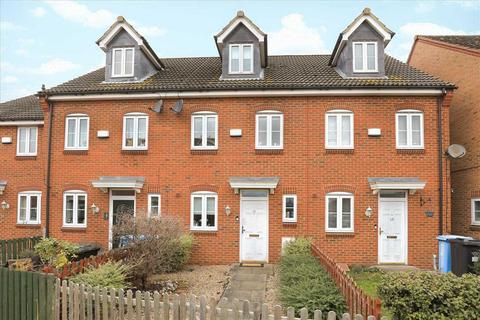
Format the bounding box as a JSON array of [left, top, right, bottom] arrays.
[[348, 267, 383, 299]]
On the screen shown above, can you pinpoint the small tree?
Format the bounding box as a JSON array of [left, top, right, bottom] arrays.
[[113, 213, 195, 289]]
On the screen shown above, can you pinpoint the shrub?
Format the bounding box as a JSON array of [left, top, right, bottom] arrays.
[[378, 271, 480, 319], [471, 250, 480, 275], [34, 238, 79, 269], [70, 261, 131, 289], [112, 214, 195, 289], [279, 254, 347, 316], [282, 237, 312, 256]]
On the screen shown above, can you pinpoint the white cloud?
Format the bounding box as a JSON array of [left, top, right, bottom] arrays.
[[18, 38, 35, 46], [444, 0, 479, 8], [136, 25, 167, 38], [33, 58, 80, 75], [269, 14, 327, 55], [414, 2, 435, 13], [44, 0, 115, 28], [1, 76, 19, 84], [15, 48, 30, 57], [0, 21, 26, 31], [31, 7, 47, 17], [387, 22, 469, 61]]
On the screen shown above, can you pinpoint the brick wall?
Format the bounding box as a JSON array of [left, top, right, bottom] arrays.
[[409, 38, 480, 238], [1, 94, 451, 268]]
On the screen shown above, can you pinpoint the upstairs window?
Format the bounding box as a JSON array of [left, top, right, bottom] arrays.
[[396, 110, 424, 149], [17, 127, 37, 156], [472, 198, 480, 226], [123, 113, 148, 150], [326, 192, 354, 232], [18, 191, 41, 224], [65, 114, 89, 150], [256, 111, 283, 149], [326, 110, 354, 149], [353, 42, 377, 73], [191, 112, 218, 150], [112, 47, 134, 77], [191, 192, 218, 231], [229, 44, 253, 74], [63, 191, 87, 227]]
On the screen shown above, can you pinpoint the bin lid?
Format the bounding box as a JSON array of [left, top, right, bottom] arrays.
[[463, 239, 480, 246], [437, 235, 473, 241]]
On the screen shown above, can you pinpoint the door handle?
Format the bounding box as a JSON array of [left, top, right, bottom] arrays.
[[242, 226, 245, 234], [379, 227, 383, 235]]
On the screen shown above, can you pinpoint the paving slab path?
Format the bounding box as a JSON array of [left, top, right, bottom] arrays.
[[219, 264, 273, 309]]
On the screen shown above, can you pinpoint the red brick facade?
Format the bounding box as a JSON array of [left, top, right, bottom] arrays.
[[0, 94, 452, 268], [409, 37, 480, 239]]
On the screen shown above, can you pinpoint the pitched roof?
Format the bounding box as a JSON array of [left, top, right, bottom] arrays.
[[0, 95, 43, 121], [418, 35, 480, 50], [45, 54, 454, 95]]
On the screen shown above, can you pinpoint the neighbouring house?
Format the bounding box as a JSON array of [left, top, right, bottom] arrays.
[[0, 8, 455, 268], [408, 35, 480, 239]]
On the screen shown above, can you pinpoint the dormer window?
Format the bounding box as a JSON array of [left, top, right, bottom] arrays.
[[229, 44, 253, 74], [353, 42, 377, 73], [112, 47, 134, 77]]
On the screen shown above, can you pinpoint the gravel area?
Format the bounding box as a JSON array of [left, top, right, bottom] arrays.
[[264, 265, 282, 310], [149, 265, 232, 300]]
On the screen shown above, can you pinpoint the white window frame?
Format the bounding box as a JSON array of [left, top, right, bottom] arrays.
[[229, 44, 254, 74], [352, 41, 378, 73], [63, 191, 87, 228], [190, 192, 218, 231], [255, 111, 284, 150], [122, 113, 149, 150], [17, 191, 41, 224], [325, 110, 354, 149], [16, 127, 37, 156], [282, 194, 297, 223], [148, 194, 161, 218], [472, 198, 480, 226], [395, 110, 424, 149], [111, 47, 135, 77], [325, 192, 354, 232], [64, 114, 89, 150], [191, 112, 218, 150]]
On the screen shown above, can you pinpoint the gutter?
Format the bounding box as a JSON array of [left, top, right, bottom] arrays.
[[44, 96, 54, 237], [437, 89, 446, 235]]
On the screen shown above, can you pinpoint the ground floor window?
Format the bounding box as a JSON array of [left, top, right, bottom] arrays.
[[282, 194, 297, 222], [17, 191, 41, 224], [148, 194, 161, 218], [472, 198, 480, 225], [190, 192, 217, 231], [325, 192, 354, 232], [63, 191, 87, 227]]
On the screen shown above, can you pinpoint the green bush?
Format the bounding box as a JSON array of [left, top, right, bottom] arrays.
[[164, 234, 195, 272], [471, 250, 480, 275], [279, 254, 347, 316], [282, 237, 312, 256], [70, 261, 131, 289], [34, 237, 79, 269], [378, 271, 480, 320]]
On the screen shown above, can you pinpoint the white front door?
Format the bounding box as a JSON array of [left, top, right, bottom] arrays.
[[240, 191, 269, 262], [378, 192, 407, 264]]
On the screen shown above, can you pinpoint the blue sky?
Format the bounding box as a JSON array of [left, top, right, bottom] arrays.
[[1, 0, 479, 102]]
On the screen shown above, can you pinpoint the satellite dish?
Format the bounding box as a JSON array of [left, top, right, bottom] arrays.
[[150, 100, 163, 113], [446, 144, 466, 159], [171, 99, 183, 114]]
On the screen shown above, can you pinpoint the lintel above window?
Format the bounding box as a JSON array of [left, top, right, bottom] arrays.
[[112, 47, 135, 77], [353, 42, 377, 73]]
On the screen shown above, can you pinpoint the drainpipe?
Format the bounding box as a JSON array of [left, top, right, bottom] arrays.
[[45, 96, 54, 237], [437, 89, 447, 235]]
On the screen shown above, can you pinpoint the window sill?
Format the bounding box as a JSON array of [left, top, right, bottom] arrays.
[[282, 222, 297, 227], [255, 149, 283, 155], [191, 150, 218, 155], [326, 231, 355, 236], [16, 224, 41, 229], [470, 224, 480, 231], [397, 149, 425, 154], [64, 150, 88, 155], [121, 150, 148, 155], [325, 149, 354, 154], [190, 229, 217, 235], [16, 155, 37, 160], [61, 226, 87, 232]]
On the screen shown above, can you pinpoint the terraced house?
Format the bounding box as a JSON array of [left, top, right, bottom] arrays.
[[0, 9, 455, 268]]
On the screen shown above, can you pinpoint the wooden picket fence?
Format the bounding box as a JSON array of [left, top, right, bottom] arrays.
[[54, 280, 388, 320], [0, 236, 42, 266], [0, 267, 56, 320], [311, 245, 382, 319]]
